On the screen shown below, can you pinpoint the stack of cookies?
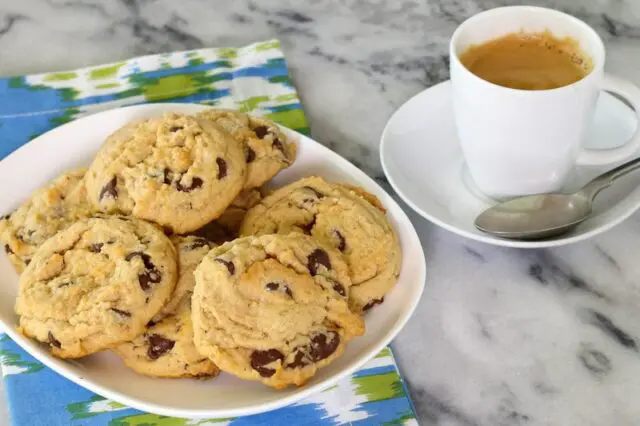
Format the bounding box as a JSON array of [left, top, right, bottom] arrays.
[[0, 110, 402, 389]]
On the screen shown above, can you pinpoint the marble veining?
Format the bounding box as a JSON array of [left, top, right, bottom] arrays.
[[2, 0, 640, 425]]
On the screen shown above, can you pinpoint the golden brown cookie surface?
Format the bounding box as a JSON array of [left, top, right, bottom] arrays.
[[85, 113, 246, 233], [192, 233, 363, 388], [196, 109, 295, 189], [15, 216, 177, 358], [241, 177, 401, 313]]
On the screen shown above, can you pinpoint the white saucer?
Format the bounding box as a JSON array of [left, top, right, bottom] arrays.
[[380, 81, 639, 248]]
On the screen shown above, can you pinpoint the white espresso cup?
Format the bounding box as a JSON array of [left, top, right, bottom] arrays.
[[450, 6, 640, 199]]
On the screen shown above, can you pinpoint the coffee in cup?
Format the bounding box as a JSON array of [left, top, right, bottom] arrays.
[[459, 30, 592, 90]]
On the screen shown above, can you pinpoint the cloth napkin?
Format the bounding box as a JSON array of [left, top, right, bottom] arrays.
[[0, 40, 418, 425]]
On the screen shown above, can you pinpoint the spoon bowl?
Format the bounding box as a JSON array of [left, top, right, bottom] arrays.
[[475, 193, 592, 240], [474, 156, 640, 240]]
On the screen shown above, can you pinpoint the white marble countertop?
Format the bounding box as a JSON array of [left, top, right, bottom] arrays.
[[2, 0, 640, 425]]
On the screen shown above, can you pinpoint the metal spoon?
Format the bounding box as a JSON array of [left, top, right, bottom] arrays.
[[474, 156, 640, 240]]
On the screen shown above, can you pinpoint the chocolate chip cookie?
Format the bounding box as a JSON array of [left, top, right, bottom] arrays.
[[196, 109, 296, 189], [15, 216, 177, 358], [0, 169, 95, 273], [85, 113, 247, 234], [240, 177, 402, 314], [114, 297, 219, 378], [192, 233, 364, 389], [153, 235, 215, 322]]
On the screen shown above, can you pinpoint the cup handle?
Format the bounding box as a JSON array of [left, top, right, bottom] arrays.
[[576, 73, 640, 166]]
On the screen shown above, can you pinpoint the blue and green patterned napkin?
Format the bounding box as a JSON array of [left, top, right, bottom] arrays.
[[0, 40, 418, 425]]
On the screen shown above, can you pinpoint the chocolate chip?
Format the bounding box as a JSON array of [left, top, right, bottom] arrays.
[[48, 331, 61, 348], [303, 186, 324, 199], [216, 158, 227, 179], [362, 297, 384, 312], [191, 177, 204, 189], [246, 147, 256, 163], [139, 270, 162, 291], [215, 258, 235, 275], [24, 258, 31, 266], [307, 249, 331, 276], [272, 139, 285, 154], [147, 334, 175, 359], [162, 168, 172, 185], [4, 244, 13, 255], [125, 252, 161, 290], [146, 319, 157, 327], [285, 332, 340, 369], [265, 282, 278, 291], [1, 214, 10, 221], [253, 126, 269, 139], [89, 243, 103, 253], [265, 282, 293, 298], [140, 257, 156, 273], [168, 125, 183, 132], [250, 349, 284, 377], [285, 351, 309, 369], [334, 230, 346, 252], [185, 238, 210, 250], [176, 177, 203, 192], [300, 215, 316, 235], [309, 331, 339, 361], [99, 176, 118, 201], [110, 308, 131, 317], [125, 252, 154, 269], [162, 226, 174, 236]]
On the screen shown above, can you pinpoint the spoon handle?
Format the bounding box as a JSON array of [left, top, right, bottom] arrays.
[[582, 156, 640, 201]]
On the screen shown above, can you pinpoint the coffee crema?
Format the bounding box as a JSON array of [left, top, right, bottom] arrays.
[[459, 30, 593, 90]]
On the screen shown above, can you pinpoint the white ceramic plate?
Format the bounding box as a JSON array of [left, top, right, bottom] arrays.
[[0, 104, 426, 419], [380, 80, 640, 248]]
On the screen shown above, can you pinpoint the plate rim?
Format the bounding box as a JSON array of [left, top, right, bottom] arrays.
[[380, 80, 640, 249], [0, 102, 427, 418]]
